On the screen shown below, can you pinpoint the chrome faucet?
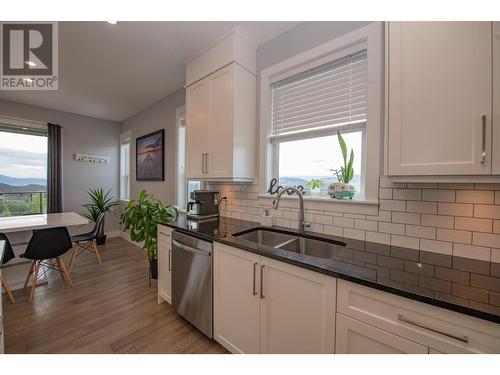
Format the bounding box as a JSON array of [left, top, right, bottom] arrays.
[[272, 187, 311, 234]]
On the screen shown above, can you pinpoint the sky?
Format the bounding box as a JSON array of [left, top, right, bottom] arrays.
[[0, 131, 48, 179], [279, 131, 362, 178]]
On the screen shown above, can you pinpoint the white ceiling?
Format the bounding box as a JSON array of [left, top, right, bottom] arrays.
[[0, 21, 299, 122]]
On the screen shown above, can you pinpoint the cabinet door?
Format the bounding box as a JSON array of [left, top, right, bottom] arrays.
[[186, 79, 210, 179], [157, 230, 172, 304], [387, 22, 492, 175], [336, 314, 428, 354], [259, 257, 336, 354], [207, 65, 234, 178], [493, 22, 500, 174], [213, 243, 260, 354]]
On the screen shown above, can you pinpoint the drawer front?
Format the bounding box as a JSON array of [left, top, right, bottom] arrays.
[[158, 225, 173, 237], [337, 280, 500, 353]]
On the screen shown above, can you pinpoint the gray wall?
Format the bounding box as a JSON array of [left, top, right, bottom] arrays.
[[120, 88, 185, 205], [0, 99, 121, 231], [257, 21, 372, 72]]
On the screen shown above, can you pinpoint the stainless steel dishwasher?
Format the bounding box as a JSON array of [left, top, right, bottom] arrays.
[[171, 231, 213, 338]]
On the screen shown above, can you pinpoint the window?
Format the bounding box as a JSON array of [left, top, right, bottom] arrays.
[[260, 23, 383, 207], [120, 131, 131, 200], [175, 106, 202, 210], [270, 48, 367, 198], [0, 120, 48, 216]]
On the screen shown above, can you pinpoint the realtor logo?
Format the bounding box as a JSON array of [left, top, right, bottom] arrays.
[[0, 22, 58, 90]]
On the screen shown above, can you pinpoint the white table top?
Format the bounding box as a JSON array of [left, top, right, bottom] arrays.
[[0, 212, 89, 233]]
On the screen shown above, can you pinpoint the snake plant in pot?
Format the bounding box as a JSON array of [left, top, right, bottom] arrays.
[[120, 190, 178, 279], [328, 130, 356, 199], [82, 188, 119, 245]]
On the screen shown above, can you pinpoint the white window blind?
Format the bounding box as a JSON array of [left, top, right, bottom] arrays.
[[271, 49, 367, 139]]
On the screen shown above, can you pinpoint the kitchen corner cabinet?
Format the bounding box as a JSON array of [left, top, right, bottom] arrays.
[[157, 225, 173, 304], [186, 63, 256, 181], [213, 243, 336, 354], [386, 22, 498, 176]]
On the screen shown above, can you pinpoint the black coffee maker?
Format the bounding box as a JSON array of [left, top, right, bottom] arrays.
[[187, 190, 220, 219]]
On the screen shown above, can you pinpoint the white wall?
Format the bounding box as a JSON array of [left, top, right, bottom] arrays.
[[0, 99, 121, 231], [119, 88, 185, 205]]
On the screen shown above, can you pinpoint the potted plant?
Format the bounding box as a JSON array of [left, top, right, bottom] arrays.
[[120, 190, 178, 279], [82, 188, 119, 244], [307, 178, 324, 196], [329, 130, 356, 200]]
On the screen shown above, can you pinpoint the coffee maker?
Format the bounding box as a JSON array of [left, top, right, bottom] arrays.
[[187, 190, 220, 219]]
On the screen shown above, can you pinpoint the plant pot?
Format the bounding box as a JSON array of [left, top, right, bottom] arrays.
[[96, 235, 107, 245], [328, 182, 355, 200], [149, 259, 158, 279]]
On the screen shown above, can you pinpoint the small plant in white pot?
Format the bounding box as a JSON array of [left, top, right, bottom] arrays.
[[329, 130, 356, 200], [307, 178, 324, 196]]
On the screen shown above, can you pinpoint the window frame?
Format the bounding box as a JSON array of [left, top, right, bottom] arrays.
[[120, 130, 131, 201], [258, 22, 383, 212]]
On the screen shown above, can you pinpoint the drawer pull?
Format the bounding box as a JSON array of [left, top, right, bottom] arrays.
[[398, 314, 469, 343]]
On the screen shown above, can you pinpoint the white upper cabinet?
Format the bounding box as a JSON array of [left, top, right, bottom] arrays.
[[185, 31, 256, 182], [493, 22, 500, 174], [386, 22, 495, 176]]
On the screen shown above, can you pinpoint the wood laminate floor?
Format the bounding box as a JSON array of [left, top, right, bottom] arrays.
[[2, 237, 226, 354]]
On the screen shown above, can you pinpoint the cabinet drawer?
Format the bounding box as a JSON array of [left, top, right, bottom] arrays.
[[158, 225, 173, 237], [337, 280, 500, 353]]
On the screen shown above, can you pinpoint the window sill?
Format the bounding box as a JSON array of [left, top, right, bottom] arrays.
[[257, 193, 379, 215]]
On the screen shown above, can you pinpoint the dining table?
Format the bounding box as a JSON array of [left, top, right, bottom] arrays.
[[0, 212, 89, 291]]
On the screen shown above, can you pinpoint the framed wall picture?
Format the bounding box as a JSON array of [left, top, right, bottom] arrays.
[[136, 129, 164, 181]]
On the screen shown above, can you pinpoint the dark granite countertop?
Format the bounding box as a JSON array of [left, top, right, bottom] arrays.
[[160, 214, 500, 324]]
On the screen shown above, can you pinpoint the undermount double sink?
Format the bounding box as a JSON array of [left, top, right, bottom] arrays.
[[232, 228, 347, 260]]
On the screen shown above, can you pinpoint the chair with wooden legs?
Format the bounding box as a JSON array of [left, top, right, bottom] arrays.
[[69, 212, 105, 271], [21, 226, 74, 303], [0, 233, 16, 304]]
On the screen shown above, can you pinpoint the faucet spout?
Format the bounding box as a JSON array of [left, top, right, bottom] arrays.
[[272, 187, 310, 234]]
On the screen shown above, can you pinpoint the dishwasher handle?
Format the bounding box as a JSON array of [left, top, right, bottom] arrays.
[[172, 239, 212, 256]]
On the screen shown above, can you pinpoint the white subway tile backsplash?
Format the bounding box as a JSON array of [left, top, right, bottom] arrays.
[[379, 222, 405, 235], [392, 212, 420, 225], [420, 239, 453, 255], [407, 201, 437, 214], [474, 204, 500, 219], [421, 214, 454, 229], [391, 235, 419, 250], [406, 225, 436, 240], [437, 228, 472, 244], [422, 189, 455, 202], [472, 232, 500, 248], [453, 243, 491, 261], [438, 202, 473, 217], [455, 217, 492, 233], [218, 179, 500, 262], [456, 190, 495, 204], [393, 188, 422, 201]]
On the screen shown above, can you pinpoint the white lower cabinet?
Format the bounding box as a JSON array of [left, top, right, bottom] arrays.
[[335, 314, 428, 354], [157, 225, 173, 304], [213, 243, 336, 354]]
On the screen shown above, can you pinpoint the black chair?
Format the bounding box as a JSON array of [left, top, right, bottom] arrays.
[[22, 226, 74, 303], [69, 212, 105, 271], [0, 233, 16, 304]]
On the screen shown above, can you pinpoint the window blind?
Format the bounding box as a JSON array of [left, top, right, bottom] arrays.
[[271, 49, 367, 139]]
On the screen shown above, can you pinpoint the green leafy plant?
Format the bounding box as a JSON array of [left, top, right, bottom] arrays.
[[82, 188, 119, 222], [307, 178, 324, 190], [331, 130, 355, 184], [120, 190, 178, 261]]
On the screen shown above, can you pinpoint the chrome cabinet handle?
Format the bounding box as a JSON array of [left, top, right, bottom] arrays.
[[398, 314, 469, 343], [168, 250, 172, 271], [260, 265, 265, 299], [205, 153, 209, 173], [252, 262, 258, 296], [201, 153, 206, 173], [481, 114, 486, 164]]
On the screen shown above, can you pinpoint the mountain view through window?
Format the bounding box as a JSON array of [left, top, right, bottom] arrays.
[[0, 130, 48, 216]]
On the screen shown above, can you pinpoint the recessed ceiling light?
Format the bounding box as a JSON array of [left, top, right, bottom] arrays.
[[25, 61, 36, 67], [107, 21, 117, 25]]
